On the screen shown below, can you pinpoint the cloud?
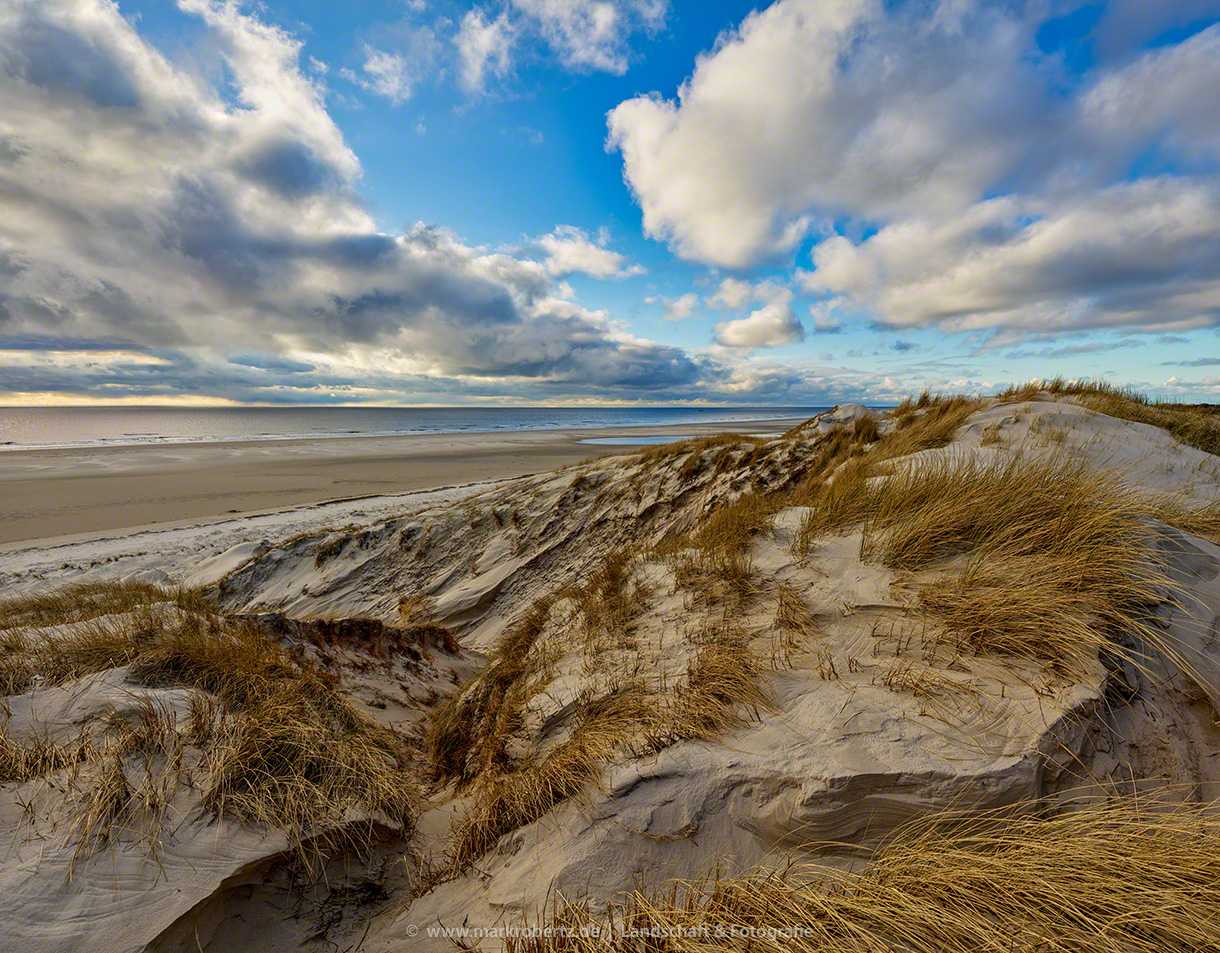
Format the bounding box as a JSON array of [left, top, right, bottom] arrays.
[[228, 352, 316, 373], [646, 292, 698, 321], [340, 29, 440, 105], [706, 277, 792, 310], [608, 0, 1056, 267], [0, 0, 722, 403], [707, 278, 754, 310], [536, 226, 645, 279], [606, 0, 1220, 337], [807, 179, 1220, 335], [510, 0, 666, 74], [457, 7, 515, 93], [1163, 357, 1220, 367], [715, 302, 804, 349]]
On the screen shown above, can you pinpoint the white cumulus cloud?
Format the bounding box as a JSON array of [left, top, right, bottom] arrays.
[[715, 302, 804, 349], [606, 0, 1220, 339], [536, 226, 645, 279], [457, 7, 515, 93], [511, 0, 665, 74]]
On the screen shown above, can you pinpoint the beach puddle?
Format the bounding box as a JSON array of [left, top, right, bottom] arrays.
[[578, 434, 695, 446]]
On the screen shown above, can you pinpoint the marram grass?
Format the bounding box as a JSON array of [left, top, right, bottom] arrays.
[[508, 797, 1220, 953]]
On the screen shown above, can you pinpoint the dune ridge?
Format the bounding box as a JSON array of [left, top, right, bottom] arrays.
[[2, 381, 1220, 951]]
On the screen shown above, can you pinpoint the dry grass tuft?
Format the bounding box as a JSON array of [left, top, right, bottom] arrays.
[[447, 685, 653, 870], [446, 619, 771, 870], [979, 421, 1004, 446], [851, 414, 880, 443], [0, 580, 211, 631], [0, 597, 418, 868], [635, 434, 764, 469], [885, 394, 986, 456], [427, 599, 555, 785], [566, 550, 651, 654], [134, 616, 417, 858], [0, 726, 94, 783], [691, 491, 780, 559], [860, 455, 1172, 673], [508, 797, 1220, 953], [793, 452, 1185, 675], [645, 623, 769, 750], [792, 458, 873, 553]]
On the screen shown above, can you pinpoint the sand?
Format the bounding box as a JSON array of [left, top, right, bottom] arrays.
[[0, 418, 803, 547], [6, 398, 1220, 952]]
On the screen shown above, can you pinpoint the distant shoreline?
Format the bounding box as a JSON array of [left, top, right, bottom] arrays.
[[0, 415, 812, 547], [0, 405, 833, 452]]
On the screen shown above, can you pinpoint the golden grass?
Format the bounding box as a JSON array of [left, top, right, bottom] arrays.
[[691, 491, 781, 558], [792, 454, 1180, 675], [791, 458, 873, 551], [884, 394, 986, 457], [0, 726, 94, 783], [426, 598, 555, 786], [566, 550, 651, 654], [1003, 377, 1220, 456], [635, 434, 764, 469], [0, 594, 418, 867], [644, 623, 769, 750], [137, 616, 417, 856], [447, 684, 654, 870], [432, 533, 777, 869], [445, 619, 773, 871], [508, 797, 1220, 953], [0, 580, 211, 631]]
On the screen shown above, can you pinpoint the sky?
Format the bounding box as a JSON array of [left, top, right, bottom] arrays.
[[0, 0, 1219, 407]]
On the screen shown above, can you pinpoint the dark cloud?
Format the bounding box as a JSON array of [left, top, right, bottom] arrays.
[[0, 0, 733, 402], [228, 353, 317, 373], [234, 140, 340, 199], [1161, 357, 1220, 367], [4, 19, 142, 108]]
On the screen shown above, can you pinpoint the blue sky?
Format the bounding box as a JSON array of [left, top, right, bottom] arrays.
[[1, 0, 1219, 405]]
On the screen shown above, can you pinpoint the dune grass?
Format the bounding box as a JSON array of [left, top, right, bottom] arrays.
[[426, 598, 555, 785], [1001, 376, 1220, 456], [430, 538, 776, 870], [443, 618, 773, 871], [507, 796, 1220, 953], [0, 580, 212, 631], [885, 393, 986, 456], [446, 684, 654, 870], [790, 454, 1180, 675], [0, 585, 418, 866]]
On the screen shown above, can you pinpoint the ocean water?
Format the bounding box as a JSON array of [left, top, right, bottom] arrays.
[[0, 405, 830, 450]]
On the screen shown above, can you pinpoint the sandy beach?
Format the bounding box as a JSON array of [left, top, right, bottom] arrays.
[[0, 417, 804, 547]]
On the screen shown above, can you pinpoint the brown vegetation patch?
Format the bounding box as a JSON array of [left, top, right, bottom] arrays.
[[509, 797, 1220, 953], [0, 584, 419, 867]]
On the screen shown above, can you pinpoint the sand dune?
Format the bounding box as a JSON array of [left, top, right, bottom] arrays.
[[3, 388, 1220, 952]]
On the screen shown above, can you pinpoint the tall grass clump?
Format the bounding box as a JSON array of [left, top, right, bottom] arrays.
[[867, 455, 1172, 673], [0, 596, 418, 865], [426, 598, 555, 785], [134, 614, 418, 855], [0, 581, 211, 631], [792, 453, 1180, 675], [444, 619, 772, 871], [508, 797, 1220, 953]]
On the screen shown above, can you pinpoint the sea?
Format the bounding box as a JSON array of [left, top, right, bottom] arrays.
[[0, 405, 831, 451]]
